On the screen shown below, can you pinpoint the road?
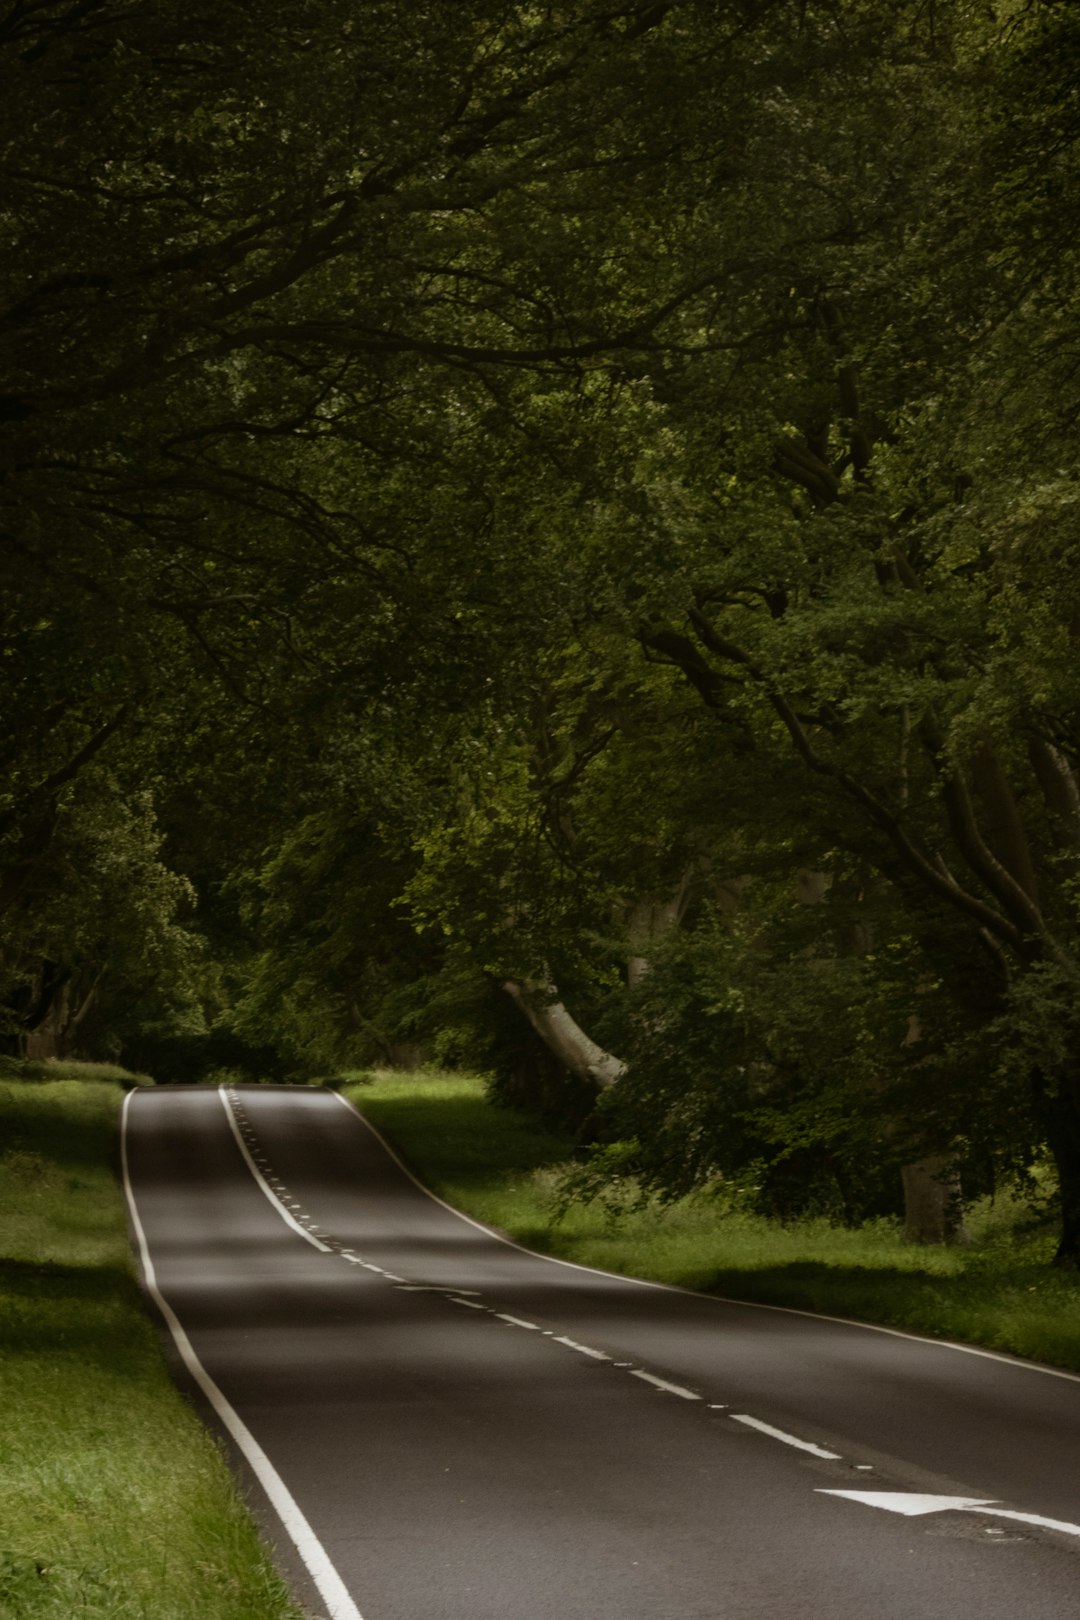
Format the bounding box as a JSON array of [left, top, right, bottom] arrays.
[[122, 1084, 1080, 1620]]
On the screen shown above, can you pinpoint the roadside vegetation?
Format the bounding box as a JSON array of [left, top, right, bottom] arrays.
[[0, 1064, 303, 1620], [344, 1069, 1080, 1379]]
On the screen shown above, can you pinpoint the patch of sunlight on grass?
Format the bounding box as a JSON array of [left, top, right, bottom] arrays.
[[0, 1077, 303, 1620], [344, 1067, 1080, 1376]]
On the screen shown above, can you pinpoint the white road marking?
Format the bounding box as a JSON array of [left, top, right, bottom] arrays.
[[819, 1491, 1080, 1538], [449, 1297, 486, 1309], [218, 1089, 332, 1254], [122, 1095, 363, 1620], [494, 1313, 540, 1330], [819, 1492, 995, 1516], [553, 1335, 610, 1361], [822, 1483, 1080, 1535], [733, 1414, 840, 1459], [328, 1092, 1080, 1387], [630, 1370, 701, 1401], [976, 1507, 1080, 1539], [395, 1285, 481, 1294]]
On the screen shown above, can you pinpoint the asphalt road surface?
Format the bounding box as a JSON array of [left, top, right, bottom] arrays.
[[122, 1084, 1080, 1620]]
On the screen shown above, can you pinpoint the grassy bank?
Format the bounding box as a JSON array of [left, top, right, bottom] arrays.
[[344, 1068, 1080, 1377], [0, 1065, 303, 1620]]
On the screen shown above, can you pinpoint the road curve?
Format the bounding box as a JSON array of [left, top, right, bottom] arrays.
[[123, 1084, 1080, 1620]]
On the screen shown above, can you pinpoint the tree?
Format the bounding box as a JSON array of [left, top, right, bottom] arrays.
[[8, 0, 1080, 1262]]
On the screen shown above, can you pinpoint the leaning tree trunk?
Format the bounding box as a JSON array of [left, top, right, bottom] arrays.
[[502, 977, 626, 1091]]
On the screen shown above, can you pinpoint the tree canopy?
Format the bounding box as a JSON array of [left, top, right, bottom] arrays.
[[6, 0, 1080, 1260]]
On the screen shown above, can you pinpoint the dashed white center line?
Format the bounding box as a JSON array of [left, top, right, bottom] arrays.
[[224, 1091, 863, 1470], [395, 1285, 481, 1294], [552, 1335, 610, 1361], [218, 1090, 332, 1255], [733, 1413, 840, 1459], [630, 1370, 701, 1401]]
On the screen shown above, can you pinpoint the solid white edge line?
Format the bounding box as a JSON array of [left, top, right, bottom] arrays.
[[732, 1413, 840, 1459], [968, 1506, 1080, 1539], [121, 1092, 363, 1620], [329, 1090, 1080, 1388], [219, 1087, 332, 1253]]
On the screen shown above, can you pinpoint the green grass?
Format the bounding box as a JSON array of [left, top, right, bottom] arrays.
[[0, 1055, 154, 1088], [344, 1068, 1080, 1377], [0, 1072, 304, 1620]]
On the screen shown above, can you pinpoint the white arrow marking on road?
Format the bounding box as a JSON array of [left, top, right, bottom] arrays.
[[820, 1492, 996, 1516], [819, 1492, 1080, 1538]]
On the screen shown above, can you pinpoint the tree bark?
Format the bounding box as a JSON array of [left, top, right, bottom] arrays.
[[24, 978, 70, 1061], [626, 878, 690, 987], [1029, 739, 1080, 852], [502, 977, 626, 1091], [900, 1155, 969, 1246], [1035, 1066, 1080, 1268], [971, 743, 1040, 908]]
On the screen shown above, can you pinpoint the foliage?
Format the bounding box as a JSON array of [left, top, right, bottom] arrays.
[[0, 770, 206, 1054], [6, 1, 1080, 1257]]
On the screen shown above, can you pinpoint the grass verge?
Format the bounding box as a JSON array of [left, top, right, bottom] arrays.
[[343, 1068, 1080, 1377], [0, 1068, 304, 1620]]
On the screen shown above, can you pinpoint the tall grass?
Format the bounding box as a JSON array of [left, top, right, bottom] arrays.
[[0, 1074, 303, 1620], [344, 1068, 1080, 1376]]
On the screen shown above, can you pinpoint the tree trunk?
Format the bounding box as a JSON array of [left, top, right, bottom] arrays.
[[900, 1155, 968, 1245], [502, 977, 626, 1091], [24, 978, 70, 1061], [1028, 739, 1080, 851], [387, 1041, 426, 1070], [626, 884, 688, 988], [897, 1007, 969, 1245], [1035, 1066, 1080, 1268]]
